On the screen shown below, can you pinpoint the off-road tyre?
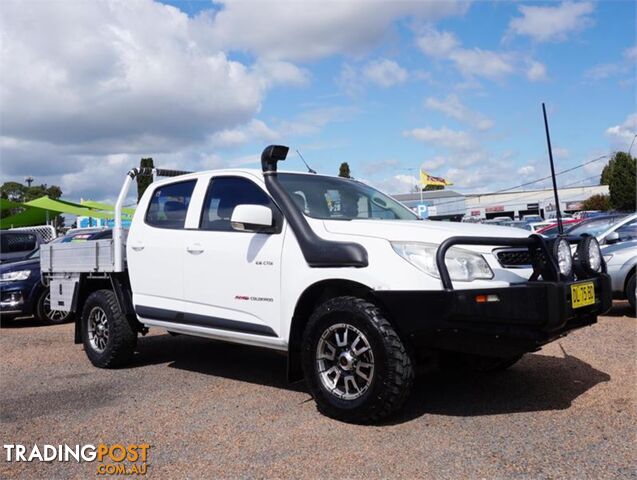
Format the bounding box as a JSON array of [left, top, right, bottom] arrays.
[[302, 296, 414, 423], [625, 272, 635, 313], [81, 289, 136, 368]]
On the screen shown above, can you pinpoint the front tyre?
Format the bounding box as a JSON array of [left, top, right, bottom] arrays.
[[302, 296, 413, 423], [81, 289, 136, 368]]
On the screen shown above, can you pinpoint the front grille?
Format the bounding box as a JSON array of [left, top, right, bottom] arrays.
[[496, 248, 534, 268]]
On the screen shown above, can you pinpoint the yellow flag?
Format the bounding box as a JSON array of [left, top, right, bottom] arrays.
[[420, 170, 453, 187]]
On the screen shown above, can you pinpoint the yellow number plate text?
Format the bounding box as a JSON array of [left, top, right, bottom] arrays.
[[571, 282, 595, 309]]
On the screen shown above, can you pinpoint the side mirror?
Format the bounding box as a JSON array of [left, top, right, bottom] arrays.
[[605, 231, 620, 244], [231, 204, 274, 233]]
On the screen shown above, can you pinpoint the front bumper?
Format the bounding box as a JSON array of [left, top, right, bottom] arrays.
[[375, 274, 612, 358], [0, 282, 32, 317]]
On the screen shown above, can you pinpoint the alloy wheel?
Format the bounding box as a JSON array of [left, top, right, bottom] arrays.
[[87, 306, 109, 352], [316, 323, 375, 400], [43, 292, 70, 323]]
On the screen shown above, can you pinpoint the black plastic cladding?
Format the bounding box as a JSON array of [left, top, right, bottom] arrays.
[[260, 145, 368, 268]]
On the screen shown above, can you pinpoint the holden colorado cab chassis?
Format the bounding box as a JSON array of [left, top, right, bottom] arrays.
[[42, 145, 612, 423]]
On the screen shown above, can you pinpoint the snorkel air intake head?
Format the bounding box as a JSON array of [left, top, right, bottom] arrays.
[[261, 145, 289, 173]]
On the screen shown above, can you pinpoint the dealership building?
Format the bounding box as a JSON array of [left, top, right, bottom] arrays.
[[393, 185, 609, 221]]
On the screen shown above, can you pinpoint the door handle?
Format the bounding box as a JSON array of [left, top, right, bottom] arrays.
[[131, 242, 145, 252], [186, 243, 204, 255]]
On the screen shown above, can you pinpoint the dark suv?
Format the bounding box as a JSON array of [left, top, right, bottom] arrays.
[[0, 230, 50, 263], [0, 229, 111, 324]]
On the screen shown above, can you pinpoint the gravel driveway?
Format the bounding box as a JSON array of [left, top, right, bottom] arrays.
[[1, 302, 634, 479]]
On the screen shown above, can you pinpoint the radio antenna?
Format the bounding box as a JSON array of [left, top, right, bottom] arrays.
[[542, 103, 564, 235], [296, 149, 317, 174]]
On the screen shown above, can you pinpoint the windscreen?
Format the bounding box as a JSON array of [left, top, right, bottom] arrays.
[[277, 173, 418, 221], [568, 216, 625, 237]]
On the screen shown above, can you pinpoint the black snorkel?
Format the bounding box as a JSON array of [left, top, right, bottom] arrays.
[[261, 145, 368, 268]]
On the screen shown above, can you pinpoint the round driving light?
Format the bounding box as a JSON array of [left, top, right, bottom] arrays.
[[553, 238, 573, 277], [577, 236, 603, 275]]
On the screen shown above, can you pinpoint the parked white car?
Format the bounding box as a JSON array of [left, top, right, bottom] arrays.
[[41, 145, 612, 423], [602, 240, 636, 311]]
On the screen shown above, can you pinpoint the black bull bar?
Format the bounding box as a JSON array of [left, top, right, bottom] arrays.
[[435, 234, 606, 290]]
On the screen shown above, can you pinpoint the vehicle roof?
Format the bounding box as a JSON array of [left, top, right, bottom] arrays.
[[148, 168, 358, 188], [575, 213, 632, 224]]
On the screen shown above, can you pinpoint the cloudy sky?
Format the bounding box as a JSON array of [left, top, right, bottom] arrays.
[[0, 0, 635, 202]]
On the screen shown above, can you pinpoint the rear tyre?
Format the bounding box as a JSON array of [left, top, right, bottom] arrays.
[[441, 352, 523, 373], [302, 296, 414, 423], [81, 289, 136, 368], [625, 272, 635, 313], [35, 289, 72, 325]]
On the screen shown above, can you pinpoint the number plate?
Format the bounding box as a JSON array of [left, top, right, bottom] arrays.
[[571, 282, 595, 309]]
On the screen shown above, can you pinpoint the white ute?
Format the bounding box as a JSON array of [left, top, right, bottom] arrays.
[[42, 145, 612, 423]]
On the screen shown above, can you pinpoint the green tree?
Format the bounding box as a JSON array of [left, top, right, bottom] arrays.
[[423, 184, 444, 191], [0, 181, 26, 202], [606, 152, 636, 211], [338, 162, 351, 178], [580, 194, 610, 211], [0, 182, 64, 220], [600, 159, 614, 185], [137, 157, 155, 201]]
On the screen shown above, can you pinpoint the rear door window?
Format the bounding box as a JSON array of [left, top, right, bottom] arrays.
[[145, 180, 196, 229]]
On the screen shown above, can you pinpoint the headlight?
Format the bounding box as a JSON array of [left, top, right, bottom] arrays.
[[391, 242, 493, 281], [0, 270, 31, 282], [553, 238, 573, 277], [577, 236, 603, 274]]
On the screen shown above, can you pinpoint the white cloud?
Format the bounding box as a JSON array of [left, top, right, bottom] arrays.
[[553, 147, 570, 159], [584, 63, 622, 81], [207, 1, 469, 61], [624, 46, 637, 61], [362, 59, 408, 87], [416, 28, 536, 81], [416, 29, 459, 58], [424, 94, 494, 130], [584, 45, 636, 83], [422, 156, 447, 171], [278, 106, 358, 136], [403, 126, 477, 151], [339, 58, 408, 95], [606, 113, 637, 148], [372, 174, 419, 195], [526, 61, 548, 81], [252, 60, 311, 88], [1, 0, 355, 201], [360, 159, 400, 175], [517, 165, 535, 176], [507, 2, 595, 43], [210, 120, 279, 149], [0, 0, 270, 151], [449, 48, 515, 79]]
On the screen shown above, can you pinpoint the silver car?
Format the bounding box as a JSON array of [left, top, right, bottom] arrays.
[[602, 240, 636, 312]]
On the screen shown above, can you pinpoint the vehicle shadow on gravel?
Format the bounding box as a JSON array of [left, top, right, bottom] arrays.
[[131, 334, 610, 424], [0, 316, 59, 328], [131, 333, 307, 393], [604, 301, 635, 318], [388, 349, 611, 425]]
